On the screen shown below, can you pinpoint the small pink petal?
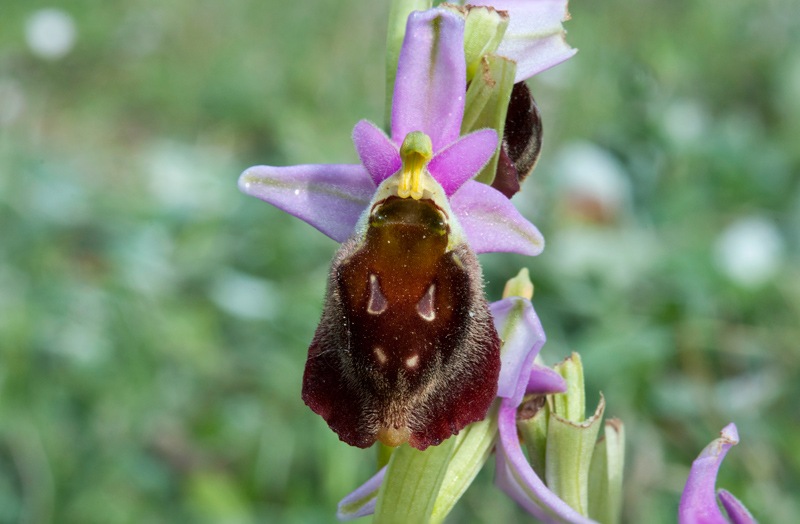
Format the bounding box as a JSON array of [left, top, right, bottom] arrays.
[[427, 128, 498, 196], [352, 120, 401, 186], [527, 365, 567, 395]]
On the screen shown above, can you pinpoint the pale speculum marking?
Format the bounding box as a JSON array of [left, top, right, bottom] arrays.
[[405, 354, 420, 369], [416, 284, 436, 322], [374, 347, 388, 364], [367, 274, 388, 315]]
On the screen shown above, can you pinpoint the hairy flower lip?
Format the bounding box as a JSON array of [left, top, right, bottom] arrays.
[[337, 291, 592, 523]]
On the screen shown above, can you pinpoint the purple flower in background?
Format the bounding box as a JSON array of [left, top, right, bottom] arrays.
[[679, 424, 757, 524]]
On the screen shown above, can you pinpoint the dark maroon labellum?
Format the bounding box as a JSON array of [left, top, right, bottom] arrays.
[[302, 196, 501, 450]]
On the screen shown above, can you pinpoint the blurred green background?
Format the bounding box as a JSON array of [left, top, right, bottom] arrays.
[[1, 0, 798, 522]]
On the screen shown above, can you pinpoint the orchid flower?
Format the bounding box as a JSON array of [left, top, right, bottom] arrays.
[[239, 3, 579, 450], [239, 8, 543, 258], [679, 424, 757, 524]]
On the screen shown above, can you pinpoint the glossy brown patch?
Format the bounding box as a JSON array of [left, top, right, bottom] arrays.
[[491, 82, 543, 198], [302, 197, 501, 449]]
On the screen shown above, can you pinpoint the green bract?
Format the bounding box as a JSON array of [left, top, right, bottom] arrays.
[[518, 353, 625, 523]]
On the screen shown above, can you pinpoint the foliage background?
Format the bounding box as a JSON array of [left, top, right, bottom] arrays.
[[1, 0, 799, 522]]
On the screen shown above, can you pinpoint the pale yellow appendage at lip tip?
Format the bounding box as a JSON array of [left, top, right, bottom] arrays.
[[377, 425, 411, 447], [398, 131, 434, 200]]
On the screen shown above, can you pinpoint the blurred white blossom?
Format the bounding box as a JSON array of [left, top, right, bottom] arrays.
[[553, 141, 631, 222], [548, 226, 658, 288], [714, 216, 784, 287], [662, 99, 709, 147], [145, 141, 237, 215], [25, 8, 77, 60]]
